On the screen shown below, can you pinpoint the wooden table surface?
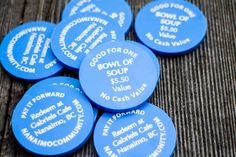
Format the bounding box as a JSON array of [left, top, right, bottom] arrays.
[[0, 0, 235, 156]]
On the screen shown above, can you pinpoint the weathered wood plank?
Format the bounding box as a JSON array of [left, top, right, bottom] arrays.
[[0, 0, 235, 156], [0, 0, 27, 156]]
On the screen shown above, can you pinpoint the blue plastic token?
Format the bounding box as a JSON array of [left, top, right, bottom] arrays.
[[94, 103, 176, 157], [135, 0, 207, 56], [12, 83, 94, 156], [0, 21, 63, 81], [80, 41, 160, 112], [21, 76, 98, 122], [51, 13, 124, 70], [62, 0, 132, 34]]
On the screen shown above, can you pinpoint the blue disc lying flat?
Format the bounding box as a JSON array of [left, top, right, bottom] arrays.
[[79, 41, 160, 112], [12, 84, 94, 156], [0, 21, 63, 81], [62, 0, 132, 34], [94, 103, 176, 157], [51, 13, 124, 70], [135, 0, 207, 56], [22, 76, 98, 122]]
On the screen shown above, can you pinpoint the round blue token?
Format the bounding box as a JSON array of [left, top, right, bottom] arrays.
[[51, 13, 124, 70], [0, 21, 63, 81], [22, 76, 98, 122], [135, 0, 207, 56], [12, 84, 94, 156], [62, 0, 132, 34], [94, 103, 176, 157], [79, 41, 160, 112]]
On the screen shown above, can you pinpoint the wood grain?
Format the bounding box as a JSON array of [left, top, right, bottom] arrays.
[[0, 0, 235, 156]]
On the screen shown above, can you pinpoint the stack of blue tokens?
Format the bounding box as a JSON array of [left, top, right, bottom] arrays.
[[0, 0, 208, 156]]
